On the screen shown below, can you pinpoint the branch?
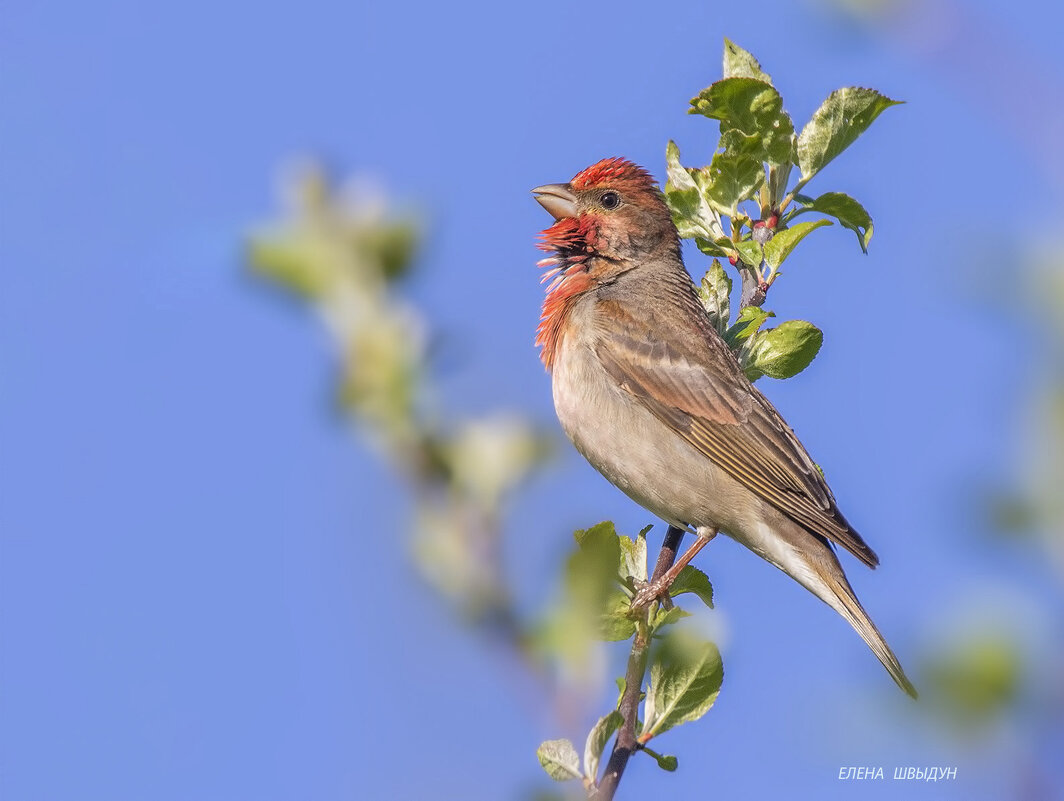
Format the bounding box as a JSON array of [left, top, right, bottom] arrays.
[[738, 262, 767, 309], [594, 525, 685, 800]]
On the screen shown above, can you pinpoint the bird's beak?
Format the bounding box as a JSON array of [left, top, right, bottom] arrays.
[[532, 183, 578, 220]]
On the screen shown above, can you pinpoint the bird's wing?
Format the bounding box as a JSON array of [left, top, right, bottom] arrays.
[[593, 296, 879, 568]]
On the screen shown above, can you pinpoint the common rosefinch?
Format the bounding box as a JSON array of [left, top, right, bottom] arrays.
[[533, 157, 915, 697]]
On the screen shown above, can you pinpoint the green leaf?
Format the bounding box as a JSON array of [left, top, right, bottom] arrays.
[[664, 143, 707, 240], [698, 260, 732, 336], [653, 754, 678, 772], [573, 521, 622, 582], [664, 140, 724, 240], [746, 320, 824, 380], [614, 677, 645, 709], [924, 633, 1022, 725], [643, 633, 724, 740], [642, 746, 678, 772], [537, 739, 582, 782], [618, 527, 649, 585], [793, 191, 874, 253], [665, 139, 697, 191], [699, 131, 766, 215], [762, 219, 832, 269], [670, 565, 714, 608], [584, 711, 623, 784], [741, 349, 763, 382], [652, 606, 690, 631], [768, 160, 794, 209], [733, 239, 763, 269], [361, 224, 419, 282], [695, 237, 733, 259], [573, 520, 618, 548], [248, 237, 334, 299], [599, 590, 637, 642], [566, 522, 623, 639], [722, 38, 772, 85], [724, 306, 774, 350], [796, 87, 902, 181], [689, 77, 794, 164]]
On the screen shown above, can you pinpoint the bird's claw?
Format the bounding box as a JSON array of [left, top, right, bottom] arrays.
[[629, 580, 673, 614]]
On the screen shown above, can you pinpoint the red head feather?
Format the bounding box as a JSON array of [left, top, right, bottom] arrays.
[[534, 157, 661, 370], [570, 157, 657, 192]]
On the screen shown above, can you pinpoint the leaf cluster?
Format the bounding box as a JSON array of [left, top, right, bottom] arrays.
[[699, 260, 823, 382], [667, 39, 899, 380], [536, 523, 721, 791], [248, 169, 553, 624]]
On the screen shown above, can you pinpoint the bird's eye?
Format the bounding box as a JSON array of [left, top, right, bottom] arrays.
[[600, 191, 620, 210]]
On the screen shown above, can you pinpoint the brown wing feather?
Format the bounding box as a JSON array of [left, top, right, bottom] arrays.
[[594, 295, 879, 568]]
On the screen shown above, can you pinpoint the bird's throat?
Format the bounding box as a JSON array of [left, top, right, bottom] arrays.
[[536, 269, 593, 370], [535, 215, 603, 370]]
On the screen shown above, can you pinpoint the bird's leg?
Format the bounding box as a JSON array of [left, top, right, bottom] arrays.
[[636, 525, 685, 611], [630, 527, 717, 612]]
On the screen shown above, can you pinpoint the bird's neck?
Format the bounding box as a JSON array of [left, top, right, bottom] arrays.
[[536, 245, 690, 370], [536, 267, 594, 370]]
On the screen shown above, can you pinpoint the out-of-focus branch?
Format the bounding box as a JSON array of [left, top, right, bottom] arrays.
[[247, 165, 552, 637]]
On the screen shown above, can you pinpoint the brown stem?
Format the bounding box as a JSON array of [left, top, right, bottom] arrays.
[[594, 525, 685, 800], [738, 263, 766, 309]]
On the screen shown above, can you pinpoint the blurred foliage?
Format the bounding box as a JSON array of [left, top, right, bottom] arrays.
[[811, 4, 1064, 796], [921, 631, 1024, 730], [999, 254, 1064, 575], [246, 168, 721, 798], [248, 167, 552, 626], [534, 522, 717, 794], [945, 249, 1064, 743], [923, 248, 1064, 750]]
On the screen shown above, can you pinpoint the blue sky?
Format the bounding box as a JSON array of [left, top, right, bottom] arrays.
[[2, 1, 1063, 799]]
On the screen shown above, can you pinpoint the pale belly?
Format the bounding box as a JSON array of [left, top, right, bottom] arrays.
[[550, 320, 836, 604], [551, 329, 745, 534]]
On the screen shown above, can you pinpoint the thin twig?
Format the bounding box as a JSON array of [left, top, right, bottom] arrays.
[[594, 525, 685, 800]]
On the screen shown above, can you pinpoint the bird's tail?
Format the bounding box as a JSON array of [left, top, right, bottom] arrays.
[[814, 561, 918, 698]]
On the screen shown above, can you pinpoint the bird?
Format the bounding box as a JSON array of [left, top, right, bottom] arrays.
[[531, 157, 916, 697]]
